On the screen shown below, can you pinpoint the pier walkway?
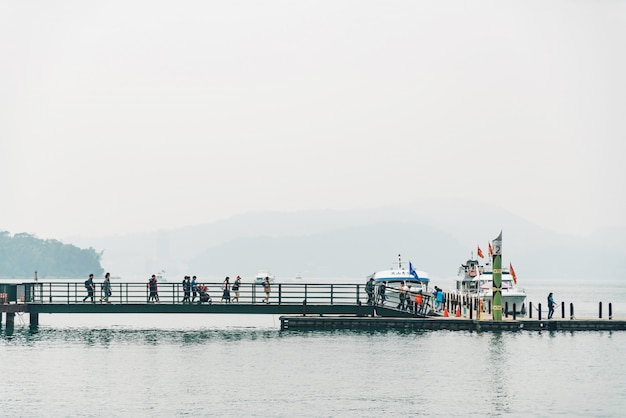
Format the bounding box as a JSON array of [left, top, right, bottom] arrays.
[[1, 281, 624, 332], [1, 281, 420, 326]]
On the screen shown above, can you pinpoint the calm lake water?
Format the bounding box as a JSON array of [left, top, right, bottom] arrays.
[[2, 278, 625, 417]]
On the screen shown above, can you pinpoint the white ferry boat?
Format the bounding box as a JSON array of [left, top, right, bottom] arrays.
[[367, 255, 432, 312], [453, 255, 526, 315], [368, 255, 430, 292]]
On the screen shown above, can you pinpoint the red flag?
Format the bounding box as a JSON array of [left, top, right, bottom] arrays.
[[510, 263, 517, 284], [488, 242, 493, 257], [477, 246, 484, 259]]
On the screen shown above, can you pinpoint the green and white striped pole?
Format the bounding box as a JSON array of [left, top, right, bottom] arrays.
[[492, 231, 503, 321]]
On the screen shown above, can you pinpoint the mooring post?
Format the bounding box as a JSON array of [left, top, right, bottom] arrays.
[[570, 303, 574, 320], [599, 302, 603, 319], [609, 303, 613, 320], [538, 303, 542, 321]]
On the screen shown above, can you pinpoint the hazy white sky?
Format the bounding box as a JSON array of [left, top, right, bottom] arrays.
[[1, 1, 625, 239]]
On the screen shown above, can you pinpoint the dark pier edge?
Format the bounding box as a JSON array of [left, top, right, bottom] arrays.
[[279, 316, 626, 332]]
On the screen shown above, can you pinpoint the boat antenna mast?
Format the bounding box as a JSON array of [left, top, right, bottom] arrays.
[[398, 254, 402, 269]]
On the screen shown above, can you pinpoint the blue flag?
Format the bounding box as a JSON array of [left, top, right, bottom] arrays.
[[409, 262, 419, 279]]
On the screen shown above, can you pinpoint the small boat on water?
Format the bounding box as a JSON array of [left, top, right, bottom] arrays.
[[255, 271, 275, 284], [453, 254, 527, 315]]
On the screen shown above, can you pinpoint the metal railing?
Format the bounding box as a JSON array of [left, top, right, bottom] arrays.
[[26, 282, 371, 306]]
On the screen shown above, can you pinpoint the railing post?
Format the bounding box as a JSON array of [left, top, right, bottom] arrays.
[[513, 303, 517, 320], [505, 302, 509, 318], [356, 284, 360, 304], [570, 303, 574, 320], [278, 284, 282, 305], [599, 301, 602, 319], [330, 284, 334, 305], [609, 303, 613, 320], [561, 301, 565, 319], [538, 303, 542, 321], [529, 301, 532, 318]]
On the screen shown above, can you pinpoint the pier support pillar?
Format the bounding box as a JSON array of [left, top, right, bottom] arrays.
[[30, 312, 39, 326], [6, 312, 15, 328]]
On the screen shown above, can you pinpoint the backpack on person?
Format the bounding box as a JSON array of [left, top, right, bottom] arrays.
[[84, 280, 90, 288]]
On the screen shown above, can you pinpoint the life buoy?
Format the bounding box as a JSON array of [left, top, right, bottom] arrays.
[[469, 269, 477, 277]]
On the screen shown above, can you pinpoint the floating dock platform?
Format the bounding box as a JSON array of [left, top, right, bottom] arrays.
[[279, 316, 626, 331]]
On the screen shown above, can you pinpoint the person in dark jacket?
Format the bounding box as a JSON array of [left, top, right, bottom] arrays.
[[83, 274, 95, 303], [548, 292, 556, 319]]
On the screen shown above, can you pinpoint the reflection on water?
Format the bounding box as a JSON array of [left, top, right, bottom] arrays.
[[2, 324, 626, 416], [486, 333, 511, 414]]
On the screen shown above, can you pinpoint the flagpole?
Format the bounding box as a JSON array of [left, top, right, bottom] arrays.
[[492, 231, 503, 321]]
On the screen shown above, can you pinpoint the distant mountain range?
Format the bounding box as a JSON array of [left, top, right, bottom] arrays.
[[69, 201, 626, 282]]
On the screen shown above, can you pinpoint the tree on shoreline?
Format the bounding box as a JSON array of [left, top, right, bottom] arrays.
[[0, 231, 104, 279]]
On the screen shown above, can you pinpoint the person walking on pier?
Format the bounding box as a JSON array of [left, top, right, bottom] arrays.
[[365, 277, 375, 305], [397, 281, 406, 309], [221, 276, 231, 303], [182, 276, 191, 303], [406, 284, 414, 311], [83, 274, 95, 303], [548, 292, 556, 319], [148, 274, 160, 303], [263, 276, 271, 304], [232, 276, 241, 303], [101, 272, 112, 303], [377, 281, 386, 305], [414, 290, 423, 314], [191, 276, 198, 303]]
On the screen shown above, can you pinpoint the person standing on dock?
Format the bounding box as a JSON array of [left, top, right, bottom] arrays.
[[232, 276, 241, 303], [548, 292, 556, 319], [191, 276, 198, 303], [83, 274, 95, 303], [263, 276, 271, 304], [365, 277, 375, 305], [436, 287, 444, 312], [101, 272, 112, 303], [221, 276, 231, 303]]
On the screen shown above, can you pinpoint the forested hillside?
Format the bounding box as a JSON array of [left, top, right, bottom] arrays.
[[0, 231, 104, 279]]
